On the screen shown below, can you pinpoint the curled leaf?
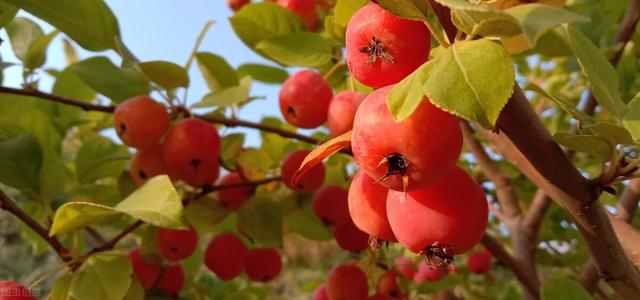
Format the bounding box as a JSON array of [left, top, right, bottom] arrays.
[[292, 131, 352, 185]]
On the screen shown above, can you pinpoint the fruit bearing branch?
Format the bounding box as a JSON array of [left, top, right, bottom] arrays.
[[0, 86, 322, 145]]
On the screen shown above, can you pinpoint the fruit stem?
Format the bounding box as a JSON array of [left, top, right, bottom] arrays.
[[422, 19, 450, 48], [323, 60, 343, 81]]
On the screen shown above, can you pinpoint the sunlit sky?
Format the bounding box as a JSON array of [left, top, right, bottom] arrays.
[[0, 0, 286, 146]]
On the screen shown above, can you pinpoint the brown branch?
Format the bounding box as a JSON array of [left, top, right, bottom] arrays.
[[0, 189, 71, 262], [522, 189, 551, 233], [481, 234, 540, 299], [0, 86, 322, 146], [608, 213, 640, 267]]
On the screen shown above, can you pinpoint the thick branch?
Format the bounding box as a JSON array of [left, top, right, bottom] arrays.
[[0, 86, 321, 146], [481, 234, 540, 299], [0, 189, 70, 262], [608, 213, 640, 267]]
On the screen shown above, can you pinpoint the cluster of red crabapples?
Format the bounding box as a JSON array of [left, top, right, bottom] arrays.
[[276, 1, 489, 268], [128, 228, 282, 297]]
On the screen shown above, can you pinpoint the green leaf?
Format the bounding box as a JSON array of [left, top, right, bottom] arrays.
[[24, 30, 59, 69], [194, 76, 253, 108], [70, 250, 133, 300], [541, 276, 594, 300], [3, 0, 120, 51], [73, 56, 150, 103], [195, 52, 239, 91], [224, 291, 259, 300], [123, 277, 144, 300], [184, 196, 230, 234], [220, 133, 245, 169], [387, 62, 432, 122], [49, 202, 121, 236], [523, 82, 594, 123], [623, 93, 640, 141], [237, 199, 283, 247], [6, 17, 44, 62], [229, 2, 305, 50], [552, 132, 613, 162], [236, 148, 274, 181], [434, 0, 520, 38], [75, 136, 129, 183], [422, 39, 515, 128], [256, 32, 335, 68], [334, 0, 368, 27], [0, 2, 17, 29], [565, 26, 627, 118], [374, 0, 428, 21], [137, 60, 189, 90], [53, 66, 96, 101], [284, 209, 333, 241], [505, 4, 587, 48], [584, 122, 635, 145], [114, 175, 187, 229], [237, 63, 288, 84], [49, 273, 73, 300], [0, 133, 42, 193]]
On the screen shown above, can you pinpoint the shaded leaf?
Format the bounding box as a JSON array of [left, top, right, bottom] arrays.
[[374, 0, 428, 21], [70, 250, 133, 300], [6, 17, 44, 62], [237, 63, 288, 84], [49, 273, 73, 300], [623, 93, 640, 141], [237, 199, 283, 247], [284, 209, 333, 241], [196, 52, 239, 91], [73, 56, 149, 103], [137, 60, 189, 90], [584, 122, 635, 146], [292, 131, 352, 185], [193, 76, 253, 108], [541, 276, 594, 300], [0, 133, 42, 193], [75, 135, 129, 183], [334, 0, 368, 27], [505, 4, 587, 49], [552, 132, 612, 161], [24, 30, 59, 69], [435, 0, 520, 38], [256, 32, 335, 68], [0, 2, 17, 29]]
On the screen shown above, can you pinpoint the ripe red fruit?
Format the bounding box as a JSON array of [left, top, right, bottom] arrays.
[[348, 171, 396, 243], [279, 70, 333, 129], [414, 260, 445, 284], [467, 249, 492, 274], [334, 220, 369, 252], [394, 257, 416, 280], [312, 186, 350, 227], [162, 118, 221, 187], [128, 248, 161, 289], [156, 226, 198, 261], [157, 263, 185, 296], [0, 281, 36, 300], [228, 0, 250, 11], [327, 264, 369, 300], [204, 233, 248, 280], [377, 271, 405, 299], [245, 248, 283, 282], [217, 172, 253, 211], [386, 167, 488, 262], [281, 150, 325, 192], [352, 85, 462, 192], [345, 3, 431, 88], [114, 96, 169, 149], [313, 284, 330, 300], [327, 91, 367, 137], [277, 0, 319, 31], [130, 146, 172, 186]]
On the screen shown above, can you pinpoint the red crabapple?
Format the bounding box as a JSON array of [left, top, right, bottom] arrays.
[[245, 248, 283, 282], [312, 186, 350, 227], [157, 263, 185, 297], [130, 146, 172, 186], [414, 260, 445, 283], [228, 0, 250, 11], [327, 91, 367, 137], [327, 264, 369, 300], [345, 3, 431, 88], [394, 257, 416, 280], [348, 171, 396, 244], [162, 118, 221, 187], [277, 0, 319, 31], [279, 70, 333, 129], [0, 281, 36, 300], [156, 226, 198, 261], [204, 233, 248, 280], [467, 249, 492, 274], [387, 167, 488, 263], [217, 172, 254, 211], [114, 96, 169, 149], [334, 220, 369, 252], [352, 85, 462, 192], [313, 284, 330, 300], [376, 270, 406, 299], [128, 248, 161, 289], [281, 150, 325, 192]]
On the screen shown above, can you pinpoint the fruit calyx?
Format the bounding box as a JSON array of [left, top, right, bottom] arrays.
[[377, 153, 410, 191], [421, 243, 455, 266], [359, 36, 395, 65]]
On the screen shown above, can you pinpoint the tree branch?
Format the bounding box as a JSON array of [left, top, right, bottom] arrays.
[[0, 86, 322, 146], [522, 189, 551, 233], [0, 189, 71, 262], [481, 234, 540, 299]]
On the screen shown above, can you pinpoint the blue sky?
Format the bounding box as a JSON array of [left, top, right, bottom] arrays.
[[1, 0, 285, 145]]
